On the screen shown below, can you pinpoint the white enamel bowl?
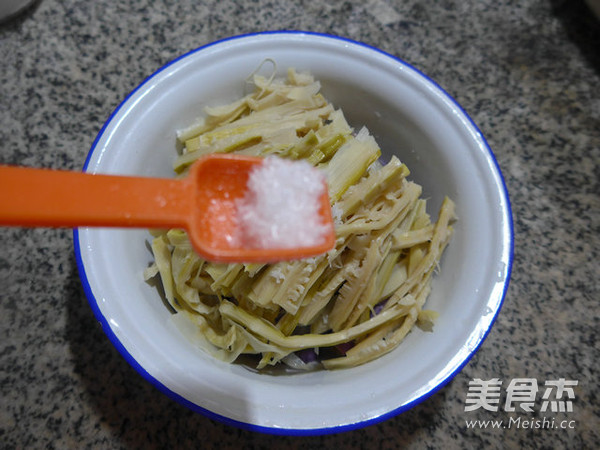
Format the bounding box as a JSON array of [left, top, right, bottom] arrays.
[[75, 31, 513, 435]]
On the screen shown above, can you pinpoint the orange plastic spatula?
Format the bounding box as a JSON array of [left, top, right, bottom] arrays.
[[0, 154, 335, 263]]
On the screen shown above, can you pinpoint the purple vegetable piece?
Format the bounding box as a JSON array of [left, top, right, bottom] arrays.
[[335, 341, 355, 355], [296, 348, 318, 363], [372, 299, 388, 317]]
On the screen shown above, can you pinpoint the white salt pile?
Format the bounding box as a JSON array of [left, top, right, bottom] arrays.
[[236, 156, 330, 249]]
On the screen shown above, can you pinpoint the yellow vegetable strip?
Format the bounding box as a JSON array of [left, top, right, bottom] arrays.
[[219, 300, 409, 350]]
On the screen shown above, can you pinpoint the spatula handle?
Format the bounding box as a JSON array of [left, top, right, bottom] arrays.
[[0, 165, 191, 230]]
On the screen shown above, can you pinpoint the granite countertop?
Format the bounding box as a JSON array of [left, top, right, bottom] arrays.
[[1, 0, 598, 448]]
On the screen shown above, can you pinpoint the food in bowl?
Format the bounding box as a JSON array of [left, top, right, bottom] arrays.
[[143, 66, 456, 370], [76, 31, 512, 433]]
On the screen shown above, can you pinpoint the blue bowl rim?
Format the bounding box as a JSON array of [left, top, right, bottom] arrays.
[[73, 30, 514, 436]]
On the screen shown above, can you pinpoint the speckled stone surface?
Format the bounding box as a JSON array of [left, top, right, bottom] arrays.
[[1, 0, 598, 448]]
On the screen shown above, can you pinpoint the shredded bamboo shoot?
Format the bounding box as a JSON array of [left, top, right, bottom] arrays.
[[144, 67, 456, 371]]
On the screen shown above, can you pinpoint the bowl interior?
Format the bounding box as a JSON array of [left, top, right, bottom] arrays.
[[76, 32, 512, 433]]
